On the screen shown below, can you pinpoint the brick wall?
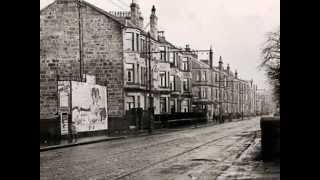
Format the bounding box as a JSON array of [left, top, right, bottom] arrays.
[[40, 1, 125, 128]]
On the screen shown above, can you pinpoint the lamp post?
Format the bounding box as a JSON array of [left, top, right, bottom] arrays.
[[147, 32, 153, 134]]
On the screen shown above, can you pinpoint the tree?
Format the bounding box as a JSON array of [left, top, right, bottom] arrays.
[[261, 27, 280, 107]]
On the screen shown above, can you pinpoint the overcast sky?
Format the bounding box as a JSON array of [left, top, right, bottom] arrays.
[[40, 0, 280, 90]]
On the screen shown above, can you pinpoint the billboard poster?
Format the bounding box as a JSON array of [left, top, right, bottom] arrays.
[[71, 82, 108, 132]]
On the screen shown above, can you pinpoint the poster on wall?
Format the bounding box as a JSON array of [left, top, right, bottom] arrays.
[[71, 82, 108, 132], [58, 81, 70, 107], [60, 113, 69, 135], [58, 81, 70, 135]]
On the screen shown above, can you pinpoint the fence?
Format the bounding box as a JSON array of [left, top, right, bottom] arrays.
[[154, 112, 207, 128], [124, 109, 207, 130]]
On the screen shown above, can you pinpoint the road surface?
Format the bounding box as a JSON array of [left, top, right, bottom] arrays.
[[40, 117, 261, 180]]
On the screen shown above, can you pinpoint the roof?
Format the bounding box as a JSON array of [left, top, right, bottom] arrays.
[[40, 0, 142, 30], [190, 57, 211, 69], [158, 37, 178, 48], [40, 0, 175, 44], [40, 0, 56, 13]]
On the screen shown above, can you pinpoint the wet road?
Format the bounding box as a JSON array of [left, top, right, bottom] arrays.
[[40, 117, 260, 180]]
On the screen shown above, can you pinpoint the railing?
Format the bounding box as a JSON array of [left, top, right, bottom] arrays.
[[155, 112, 206, 128], [108, 11, 131, 18]]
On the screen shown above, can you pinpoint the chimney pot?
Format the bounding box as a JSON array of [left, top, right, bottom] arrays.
[[186, 44, 190, 51]]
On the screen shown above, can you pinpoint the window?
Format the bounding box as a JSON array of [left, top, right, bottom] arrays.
[[170, 99, 175, 113], [126, 63, 134, 83], [124, 32, 134, 51], [140, 38, 145, 51], [211, 88, 214, 100], [137, 64, 140, 83], [159, 71, 167, 87], [169, 51, 174, 63], [196, 71, 201, 81], [193, 87, 200, 98], [137, 96, 141, 108], [169, 52, 178, 67], [160, 97, 167, 113], [182, 57, 188, 71], [215, 73, 218, 82], [140, 38, 146, 58], [136, 34, 139, 52], [126, 96, 135, 110], [160, 46, 166, 61], [181, 100, 189, 112], [141, 67, 145, 85], [167, 47, 171, 61], [176, 54, 180, 67], [216, 88, 218, 99], [202, 105, 207, 111], [183, 79, 189, 91], [201, 88, 207, 98], [202, 71, 207, 81], [169, 75, 175, 91]]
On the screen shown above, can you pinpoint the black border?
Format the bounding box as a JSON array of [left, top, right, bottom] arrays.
[[1, 0, 314, 179], [1, 1, 39, 179]]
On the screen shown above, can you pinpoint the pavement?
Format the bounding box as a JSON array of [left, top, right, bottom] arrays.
[[40, 116, 280, 180], [40, 118, 244, 152], [40, 136, 126, 152]]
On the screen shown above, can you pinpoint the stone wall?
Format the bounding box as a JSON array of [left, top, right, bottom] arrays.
[[40, 1, 125, 131]]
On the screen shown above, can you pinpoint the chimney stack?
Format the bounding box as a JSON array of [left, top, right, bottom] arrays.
[[218, 56, 223, 70], [150, 5, 158, 39], [158, 31, 165, 40], [130, 0, 142, 28], [185, 44, 190, 51]]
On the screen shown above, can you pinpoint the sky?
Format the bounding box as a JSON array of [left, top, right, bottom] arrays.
[[40, 0, 280, 90]]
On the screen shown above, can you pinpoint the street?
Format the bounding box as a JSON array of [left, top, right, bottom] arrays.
[[40, 117, 261, 180]]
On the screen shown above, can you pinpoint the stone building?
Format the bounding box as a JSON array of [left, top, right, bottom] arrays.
[[191, 48, 217, 121], [40, 0, 127, 138], [40, 0, 260, 139]]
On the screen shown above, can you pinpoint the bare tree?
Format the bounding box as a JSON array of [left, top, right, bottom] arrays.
[[261, 27, 280, 107]]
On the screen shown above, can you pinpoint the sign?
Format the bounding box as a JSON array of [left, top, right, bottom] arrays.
[[86, 74, 96, 85], [60, 112, 69, 135], [58, 81, 69, 107]]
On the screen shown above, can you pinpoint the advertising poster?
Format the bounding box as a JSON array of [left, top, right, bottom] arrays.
[[72, 82, 108, 132]]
